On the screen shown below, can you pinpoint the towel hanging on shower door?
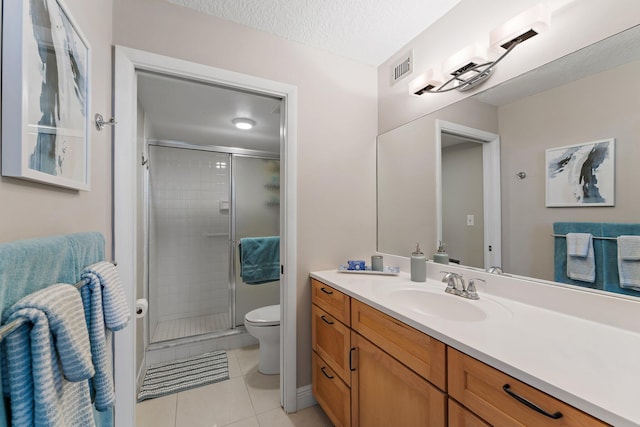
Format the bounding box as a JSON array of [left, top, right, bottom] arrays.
[[239, 237, 280, 284]]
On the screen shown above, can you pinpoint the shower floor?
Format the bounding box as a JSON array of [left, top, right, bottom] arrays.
[[151, 313, 231, 343]]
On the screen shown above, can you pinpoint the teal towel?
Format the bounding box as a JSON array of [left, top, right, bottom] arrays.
[[0, 233, 105, 318], [239, 237, 280, 284], [0, 232, 105, 427], [3, 284, 96, 427]]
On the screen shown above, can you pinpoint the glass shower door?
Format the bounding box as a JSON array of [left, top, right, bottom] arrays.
[[148, 145, 231, 343], [233, 156, 281, 326]]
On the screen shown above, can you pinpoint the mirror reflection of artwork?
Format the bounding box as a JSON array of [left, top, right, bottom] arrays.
[[27, 0, 87, 180], [546, 139, 615, 207]]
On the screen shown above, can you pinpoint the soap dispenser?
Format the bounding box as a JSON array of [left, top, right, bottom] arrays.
[[411, 243, 426, 282], [434, 241, 449, 265]]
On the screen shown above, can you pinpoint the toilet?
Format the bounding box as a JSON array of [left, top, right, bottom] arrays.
[[244, 304, 280, 374]]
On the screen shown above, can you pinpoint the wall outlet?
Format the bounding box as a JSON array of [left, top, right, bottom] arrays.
[[467, 214, 475, 226]]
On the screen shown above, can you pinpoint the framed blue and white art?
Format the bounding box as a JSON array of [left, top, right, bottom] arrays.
[[545, 138, 615, 207], [2, 0, 91, 190]]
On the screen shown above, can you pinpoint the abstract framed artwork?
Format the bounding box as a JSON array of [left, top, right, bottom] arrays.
[[2, 0, 91, 190], [546, 138, 615, 207]]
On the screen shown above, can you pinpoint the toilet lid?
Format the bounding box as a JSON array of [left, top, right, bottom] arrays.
[[245, 304, 280, 326]]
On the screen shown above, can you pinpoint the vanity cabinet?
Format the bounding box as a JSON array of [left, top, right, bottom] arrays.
[[448, 348, 609, 427], [312, 278, 446, 427], [311, 276, 609, 426]]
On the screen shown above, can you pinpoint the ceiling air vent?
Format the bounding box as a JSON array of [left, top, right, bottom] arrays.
[[390, 51, 413, 85]]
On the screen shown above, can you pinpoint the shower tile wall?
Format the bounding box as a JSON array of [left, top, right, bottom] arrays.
[[149, 146, 231, 342]]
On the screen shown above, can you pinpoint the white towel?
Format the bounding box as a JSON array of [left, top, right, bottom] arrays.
[[3, 284, 96, 427], [81, 261, 131, 411], [618, 236, 640, 290], [566, 232, 592, 257], [566, 233, 595, 283]]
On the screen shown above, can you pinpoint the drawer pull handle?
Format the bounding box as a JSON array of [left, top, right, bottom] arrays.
[[320, 287, 334, 295], [320, 315, 334, 325], [320, 366, 334, 379], [503, 384, 563, 420], [349, 347, 356, 371]]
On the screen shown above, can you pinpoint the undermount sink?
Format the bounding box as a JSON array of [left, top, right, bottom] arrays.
[[374, 284, 512, 322]]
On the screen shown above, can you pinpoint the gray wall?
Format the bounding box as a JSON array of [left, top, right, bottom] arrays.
[[442, 141, 484, 268]]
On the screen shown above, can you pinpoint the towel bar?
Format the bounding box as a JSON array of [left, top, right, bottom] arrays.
[[0, 277, 91, 342], [551, 234, 618, 241]]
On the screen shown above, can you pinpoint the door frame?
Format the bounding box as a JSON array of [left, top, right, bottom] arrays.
[[435, 119, 501, 269], [113, 45, 298, 426]]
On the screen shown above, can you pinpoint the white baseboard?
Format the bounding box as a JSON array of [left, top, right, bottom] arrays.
[[296, 384, 317, 411]]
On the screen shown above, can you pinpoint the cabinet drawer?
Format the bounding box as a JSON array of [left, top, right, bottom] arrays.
[[312, 305, 352, 385], [312, 351, 351, 427], [448, 348, 609, 427], [449, 399, 491, 427], [311, 279, 350, 324], [351, 299, 446, 390]]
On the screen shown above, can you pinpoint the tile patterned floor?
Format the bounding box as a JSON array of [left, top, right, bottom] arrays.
[[136, 345, 333, 427], [152, 313, 230, 343]]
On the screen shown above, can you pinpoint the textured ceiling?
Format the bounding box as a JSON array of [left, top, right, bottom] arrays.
[[167, 0, 462, 66]]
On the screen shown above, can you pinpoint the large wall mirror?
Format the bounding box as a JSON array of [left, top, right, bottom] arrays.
[[377, 24, 640, 298]]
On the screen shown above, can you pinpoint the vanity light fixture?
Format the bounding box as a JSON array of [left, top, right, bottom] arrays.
[[410, 3, 550, 95], [232, 117, 256, 130], [408, 69, 445, 95]]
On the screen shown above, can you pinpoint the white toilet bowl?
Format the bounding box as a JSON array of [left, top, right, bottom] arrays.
[[244, 304, 280, 375]]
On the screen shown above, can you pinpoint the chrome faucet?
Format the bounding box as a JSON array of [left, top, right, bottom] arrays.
[[441, 271, 483, 300], [441, 271, 464, 296], [465, 278, 484, 300]]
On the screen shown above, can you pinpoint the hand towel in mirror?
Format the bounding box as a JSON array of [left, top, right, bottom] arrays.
[[566, 233, 595, 283]]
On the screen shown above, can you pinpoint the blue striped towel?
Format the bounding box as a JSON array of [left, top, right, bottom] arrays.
[[81, 262, 130, 411], [2, 284, 96, 427]]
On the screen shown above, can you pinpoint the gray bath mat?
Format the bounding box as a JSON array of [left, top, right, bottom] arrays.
[[137, 351, 229, 402]]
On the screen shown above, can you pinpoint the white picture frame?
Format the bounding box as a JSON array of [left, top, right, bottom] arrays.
[[545, 138, 615, 207], [2, 0, 91, 191]]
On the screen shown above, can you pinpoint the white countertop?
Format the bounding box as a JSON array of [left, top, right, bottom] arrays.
[[310, 267, 640, 427]]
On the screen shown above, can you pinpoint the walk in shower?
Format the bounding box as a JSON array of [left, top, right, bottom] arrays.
[[146, 142, 280, 345]]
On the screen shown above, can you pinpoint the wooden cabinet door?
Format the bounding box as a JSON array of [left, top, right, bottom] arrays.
[[312, 304, 352, 384], [313, 352, 351, 427], [449, 399, 491, 427], [351, 332, 446, 427]]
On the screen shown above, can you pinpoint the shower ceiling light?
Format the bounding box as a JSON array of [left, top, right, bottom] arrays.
[[410, 3, 550, 95], [232, 117, 256, 130]]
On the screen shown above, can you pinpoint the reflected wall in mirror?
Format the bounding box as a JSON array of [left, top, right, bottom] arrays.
[[437, 121, 501, 270], [377, 25, 640, 298], [442, 134, 485, 268]]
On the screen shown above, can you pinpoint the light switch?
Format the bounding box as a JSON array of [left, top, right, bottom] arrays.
[[466, 214, 475, 226]]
